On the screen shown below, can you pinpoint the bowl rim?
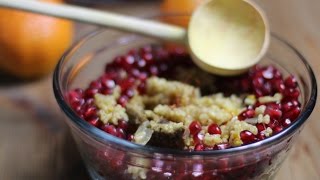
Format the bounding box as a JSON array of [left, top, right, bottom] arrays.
[[53, 29, 317, 156]]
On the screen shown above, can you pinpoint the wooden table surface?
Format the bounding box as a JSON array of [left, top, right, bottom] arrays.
[[0, 1, 319, 179]]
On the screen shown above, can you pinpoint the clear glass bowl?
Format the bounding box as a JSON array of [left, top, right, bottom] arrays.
[[53, 16, 317, 180]]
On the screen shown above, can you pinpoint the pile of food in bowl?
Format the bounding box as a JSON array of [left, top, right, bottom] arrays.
[[67, 44, 301, 152]]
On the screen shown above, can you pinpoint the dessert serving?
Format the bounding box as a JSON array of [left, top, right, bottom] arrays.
[[52, 28, 317, 179], [68, 44, 301, 152]]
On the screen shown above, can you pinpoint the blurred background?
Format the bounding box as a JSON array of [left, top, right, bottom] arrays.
[[0, 0, 319, 179]]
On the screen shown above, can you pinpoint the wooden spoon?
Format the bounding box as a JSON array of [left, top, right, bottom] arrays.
[[0, 0, 270, 76]]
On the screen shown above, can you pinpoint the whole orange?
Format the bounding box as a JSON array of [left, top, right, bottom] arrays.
[[0, 0, 73, 79], [160, 0, 204, 27]]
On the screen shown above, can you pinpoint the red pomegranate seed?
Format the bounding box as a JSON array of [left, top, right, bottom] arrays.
[[261, 82, 272, 95], [262, 68, 274, 79], [284, 75, 297, 88], [117, 120, 128, 131], [137, 82, 146, 94], [101, 88, 113, 95], [142, 53, 153, 62], [87, 116, 101, 127], [117, 96, 129, 107], [282, 101, 295, 112], [119, 78, 135, 91], [273, 126, 283, 134], [149, 66, 159, 75], [254, 88, 264, 97], [268, 119, 279, 129], [282, 107, 301, 121], [85, 98, 94, 106], [282, 119, 292, 128], [272, 79, 285, 93], [85, 88, 99, 98], [240, 130, 256, 144], [102, 125, 118, 136], [193, 133, 204, 145], [137, 59, 147, 68], [266, 102, 282, 110], [238, 109, 255, 120], [123, 88, 135, 98], [89, 81, 102, 89], [284, 88, 300, 99], [215, 143, 230, 150], [207, 124, 221, 135], [265, 107, 282, 120], [189, 121, 202, 135], [101, 79, 115, 89], [127, 134, 134, 141], [84, 106, 97, 119], [194, 143, 205, 151], [256, 123, 266, 132], [256, 132, 266, 140], [116, 128, 126, 139], [252, 77, 264, 89]]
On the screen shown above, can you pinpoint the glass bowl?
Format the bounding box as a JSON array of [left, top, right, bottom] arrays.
[[53, 15, 317, 180]]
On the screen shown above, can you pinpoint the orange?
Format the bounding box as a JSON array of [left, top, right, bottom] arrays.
[[160, 0, 204, 27], [0, 0, 73, 79]]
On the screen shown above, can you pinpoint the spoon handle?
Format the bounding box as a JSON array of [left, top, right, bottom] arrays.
[[0, 0, 187, 43]]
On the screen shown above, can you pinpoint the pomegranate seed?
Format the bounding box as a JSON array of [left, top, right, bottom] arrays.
[[266, 102, 282, 110], [101, 79, 115, 89], [101, 125, 118, 136], [193, 133, 204, 145], [256, 123, 266, 132], [84, 106, 97, 119], [238, 109, 255, 120], [194, 143, 205, 151], [256, 132, 266, 140], [207, 124, 221, 135], [116, 128, 126, 139], [284, 75, 297, 88], [137, 82, 146, 94], [272, 79, 285, 93], [215, 143, 230, 150], [87, 116, 101, 127], [85, 88, 99, 98], [189, 121, 202, 135], [282, 107, 301, 121], [138, 72, 148, 81], [268, 119, 279, 129], [137, 59, 147, 68], [252, 77, 264, 89], [282, 119, 292, 128], [123, 88, 135, 98], [101, 88, 113, 95], [273, 126, 283, 134], [149, 66, 159, 75], [117, 96, 129, 107], [265, 107, 282, 120], [240, 130, 256, 144], [284, 88, 300, 99], [254, 88, 264, 97], [127, 134, 134, 141], [70, 97, 84, 109], [89, 81, 102, 89], [119, 78, 135, 91], [261, 81, 272, 95], [142, 53, 153, 62], [117, 120, 128, 131], [262, 66, 274, 79], [282, 101, 295, 112]]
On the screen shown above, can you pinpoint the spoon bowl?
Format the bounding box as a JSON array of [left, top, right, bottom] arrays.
[[188, 0, 270, 75]]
